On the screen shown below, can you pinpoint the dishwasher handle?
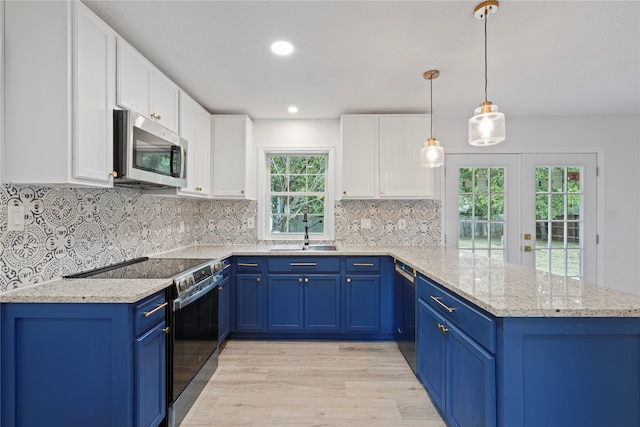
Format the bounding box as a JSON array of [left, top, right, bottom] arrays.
[[394, 264, 415, 284]]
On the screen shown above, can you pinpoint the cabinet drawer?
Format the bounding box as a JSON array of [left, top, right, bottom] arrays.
[[417, 276, 496, 353], [135, 292, 167, 336], [268, 257, 340, 273], [345, 257, 380, 273], [236, 257, 263, 272]]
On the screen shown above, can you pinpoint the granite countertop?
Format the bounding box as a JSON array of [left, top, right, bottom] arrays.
[[3, 244, 640, 318]]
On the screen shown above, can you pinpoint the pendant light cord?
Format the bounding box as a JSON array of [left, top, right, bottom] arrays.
[[430, 76, 433, 138], [484, 7, 488, 103]]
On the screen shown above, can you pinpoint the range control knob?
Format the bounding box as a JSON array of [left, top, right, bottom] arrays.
[[186, 277, 195, 289], [177, 278, 188, 292]]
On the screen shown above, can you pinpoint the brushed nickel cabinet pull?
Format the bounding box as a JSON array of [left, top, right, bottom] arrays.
[[353, 263, 374, 267], [144, 302, 168, 317], [430, 296, 455, 313], [290, 262, 317, 267], [238, 263, 258, 267], [162, 327, 170, 334]]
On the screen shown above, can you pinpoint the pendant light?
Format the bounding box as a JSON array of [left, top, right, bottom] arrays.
[[420, 69, 444, 168], [469, 0, 505, 146]]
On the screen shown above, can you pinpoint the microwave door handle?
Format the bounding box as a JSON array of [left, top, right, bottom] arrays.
[[170, 145, 180, 178]]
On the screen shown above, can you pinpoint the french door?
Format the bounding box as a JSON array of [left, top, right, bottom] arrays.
[[445, 153, 597, 282]]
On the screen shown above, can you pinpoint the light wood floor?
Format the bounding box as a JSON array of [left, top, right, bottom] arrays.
[[180, 340, 447, 427]]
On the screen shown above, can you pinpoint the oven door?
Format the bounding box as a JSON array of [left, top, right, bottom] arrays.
[[170, 281, 219, 403]]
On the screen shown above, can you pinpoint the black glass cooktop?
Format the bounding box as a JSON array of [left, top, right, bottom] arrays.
[[65, 257, 210, 280]]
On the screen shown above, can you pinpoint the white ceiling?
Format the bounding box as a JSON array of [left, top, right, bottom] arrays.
[[82, 0, 640, 120]]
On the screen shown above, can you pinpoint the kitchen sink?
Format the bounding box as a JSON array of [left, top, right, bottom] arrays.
[[268, 244, 337, 252]]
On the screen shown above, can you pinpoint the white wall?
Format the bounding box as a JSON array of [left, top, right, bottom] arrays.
[[437, 114, 640, 294], [252, 116, 640, 294]]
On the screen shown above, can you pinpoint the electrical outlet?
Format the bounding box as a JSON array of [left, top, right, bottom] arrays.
[[398, 219, 406, 230], [361, 218, 371, 229], [7, 205, 25, 231], [247, 217, 255, 229], [179, 221, 185, 233]]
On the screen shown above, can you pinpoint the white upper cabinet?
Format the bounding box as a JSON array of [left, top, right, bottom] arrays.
[[211, 115, 256, 199], [378, 115, 434, 199], [4, 0, 116, 187], [116, 39, 179, 134], [174, 91, 211, 198], [340, 115, 378, 199], [339, 114, 434, 200]]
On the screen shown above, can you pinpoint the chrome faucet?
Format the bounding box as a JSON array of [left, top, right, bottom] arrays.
[[303, 205, 323, 249]]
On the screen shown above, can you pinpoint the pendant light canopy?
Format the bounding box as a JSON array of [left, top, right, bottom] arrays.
[[421, 69, 444, 168], [469, 0, 505, 147]]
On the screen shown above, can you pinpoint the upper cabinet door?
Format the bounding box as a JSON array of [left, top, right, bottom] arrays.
[[116, 38, 179, 133], [211, 115, 256, 199], [340, 115, 378, 199], [193, 103, 212, 196], [379, 115, 434, 199], [73, 3, 116, 185], [116, 39, 153, 118], [152, 70, 180, 134]]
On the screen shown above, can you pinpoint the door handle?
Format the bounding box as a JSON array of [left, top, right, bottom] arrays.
[[524, 245, 533, 252]]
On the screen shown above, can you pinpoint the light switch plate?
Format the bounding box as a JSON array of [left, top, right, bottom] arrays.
[[361, 218, 371, 229], [247, 217, 255, 229], [7, 205, 25, 231], [398, 219, 406, 230]]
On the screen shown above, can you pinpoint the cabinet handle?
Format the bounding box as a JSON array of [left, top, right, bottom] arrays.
[[437, 323, 449, 333], [151, 113, 161, 120], [343, 191, 347, 195], [290, 263, 317, 267], [430, 296, 455, 313], [238, 263, 258, 267], [195, 187, 202, 191], [143, 302, 167, 317], [299, 277, 303, 283], [218, 287, 223, 291], [353, 263, 374, 267], [347, 278, 351, 283], [380, 190, 384, 195], [256, 277, 261, 283], [109, 171, 118, 178], [304, 277, 309, 283], [162, 327, 171, 334], [241, 190, 245, 194]]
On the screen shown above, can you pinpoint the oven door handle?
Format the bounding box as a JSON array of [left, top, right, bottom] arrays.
[[172, 277, 227, 311]]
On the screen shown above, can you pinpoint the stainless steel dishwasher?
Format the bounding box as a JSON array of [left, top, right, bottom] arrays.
[[394, 261, 417, 373]]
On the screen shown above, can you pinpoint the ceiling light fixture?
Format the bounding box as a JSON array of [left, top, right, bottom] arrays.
[[469, 0, 505, 146], [270, 40, 294, 56], [288, 106, 298, 113], [420, 69, 444, 168]]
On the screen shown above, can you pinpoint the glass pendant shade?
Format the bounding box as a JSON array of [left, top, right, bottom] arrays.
[[468, 102, 505, 146], [420, 138, 444, 168]]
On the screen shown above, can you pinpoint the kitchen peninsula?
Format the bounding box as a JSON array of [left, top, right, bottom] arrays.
[[2, 244, 640, 427]]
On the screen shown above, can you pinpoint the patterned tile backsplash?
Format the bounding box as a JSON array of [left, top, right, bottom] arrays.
[[0, 184, 440, 292]]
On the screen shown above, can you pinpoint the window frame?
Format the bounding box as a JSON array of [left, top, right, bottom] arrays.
[[258, 147, 335, 241]]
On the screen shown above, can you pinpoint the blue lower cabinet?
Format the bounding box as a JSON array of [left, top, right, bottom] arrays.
[[266, 274, 341, 332], [267, 275, 304, 331], [417, 298, 447, 410], [236, 273, 263, 331], [1, 291, 167, 427], [135, 321, 167, 427], [345, 274, 380, 332], [304, 274, 341, 331]]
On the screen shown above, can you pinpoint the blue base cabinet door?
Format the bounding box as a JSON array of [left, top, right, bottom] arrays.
[[267, 275, 304, 331], [236, 273, 263, 331], [305, 274, 341, 331], [135, 321, 167, 427], [345, 275, 380, 332], [448, 323, 496, 427], [417, 298, 447, 410], [218, 279, 231, 342]]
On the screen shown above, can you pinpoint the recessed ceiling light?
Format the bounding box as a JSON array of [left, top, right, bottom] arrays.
[[288, 106, 299, 113], [271, 41, 294, 56]]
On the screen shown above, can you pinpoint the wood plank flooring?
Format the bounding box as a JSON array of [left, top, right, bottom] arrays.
[[180, 340, 446, 427]]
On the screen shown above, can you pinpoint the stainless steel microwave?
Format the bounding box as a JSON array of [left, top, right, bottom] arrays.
[[113, 109, 187, 188]]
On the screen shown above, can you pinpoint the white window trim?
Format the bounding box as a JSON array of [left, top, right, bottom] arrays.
[[257, 147, 336, 241]]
